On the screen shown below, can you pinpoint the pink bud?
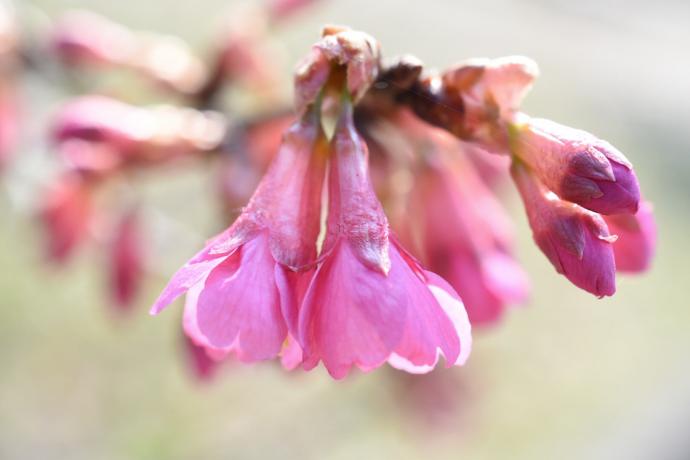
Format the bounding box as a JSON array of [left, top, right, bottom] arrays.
[[605, 201, 656, 273], [38, 174, 92, 263], [51, 11, 136, 67], [294, 27, 380, 115], [52, 96, 142, 155], [109, 208, 144, 309], [511, 161, 617, 297], [53, 96, 225, 165], [511, 115, 640, 215], [268, 0, 319, 21]]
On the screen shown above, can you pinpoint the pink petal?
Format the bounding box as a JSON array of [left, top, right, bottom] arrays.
[[299, 240, 406, 379], [386, 245, 462, 370], [196, 233, 287, 362], [605, 201, 657, 273], [150, 248, 228, 315]]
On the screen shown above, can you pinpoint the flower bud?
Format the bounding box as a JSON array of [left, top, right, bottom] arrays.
[[511, 161, 617, 296], [294, 27, 380, 115], [38, 174, 92, 263], [109, 208, 144, 309], [511, 115, 640, 215]]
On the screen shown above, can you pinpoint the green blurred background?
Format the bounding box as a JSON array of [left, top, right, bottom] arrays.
[[2, 1, 689, 459]]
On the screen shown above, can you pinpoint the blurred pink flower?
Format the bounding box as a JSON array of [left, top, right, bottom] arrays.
[[38, 174, 92, 263], [511, 115, 640, 215], [109, 208, 144, 309], [53, 96, 225, 166], [51, 10, 136, 67], [511, 161, 617, 296], [0, 85, 18, 170], [267, 0, 320, 21], [298, 103, 471, 379], [605, 200, 657, 273]]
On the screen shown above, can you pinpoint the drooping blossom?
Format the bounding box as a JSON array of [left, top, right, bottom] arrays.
[[108, 207, 144, 309], [605, 201, 656, 273], [298, 101, 472, 379], [38, 174, 92, 263], [399, 119, 528, 325], [509, 114, 640, 215], [151, 109, 327, 364], [511, 160, 617, 296]]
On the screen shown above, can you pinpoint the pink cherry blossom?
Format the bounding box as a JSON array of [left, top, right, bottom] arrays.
[[409, 150, 529, 325], [385, 111, 527, 325], [298, 102, 471, 379]]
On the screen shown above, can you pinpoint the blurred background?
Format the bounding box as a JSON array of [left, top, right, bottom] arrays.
[[1, 0, 689, 459]]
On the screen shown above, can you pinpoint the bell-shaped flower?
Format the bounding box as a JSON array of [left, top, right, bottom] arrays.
[[511, 160, 617, 296], [407, 143, 529, 325], [298, 102, 472, 379], [151, 111, 327, 363], [510, 115, 640, 215]]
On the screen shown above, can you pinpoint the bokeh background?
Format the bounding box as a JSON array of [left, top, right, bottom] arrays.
[[2, 0, 689, 459]]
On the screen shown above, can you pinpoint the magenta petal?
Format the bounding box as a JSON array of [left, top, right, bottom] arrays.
[[196, 233, 286, 362], [387, 245, 461, 370], [574, 162, 640, 215], [605, 201, 657, 272], [299, 241, 406, 379], [274, 265, 314, 338], [150, 249, 228, 315]]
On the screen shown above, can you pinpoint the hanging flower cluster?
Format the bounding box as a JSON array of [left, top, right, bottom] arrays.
[[0, 0, 655, 381], [151, 27, 655, 379]]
